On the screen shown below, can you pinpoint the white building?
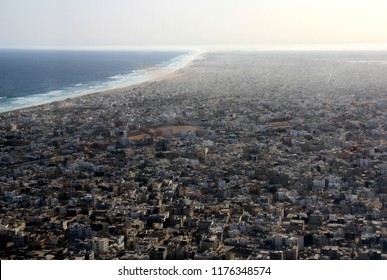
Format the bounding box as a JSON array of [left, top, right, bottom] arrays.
[[92, 238, 109, 255]]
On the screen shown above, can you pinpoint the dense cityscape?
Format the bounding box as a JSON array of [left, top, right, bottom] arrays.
[[1, 51, 387, 260]]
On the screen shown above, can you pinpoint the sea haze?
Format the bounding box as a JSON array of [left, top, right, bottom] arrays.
[[0, 49, 188, 112]]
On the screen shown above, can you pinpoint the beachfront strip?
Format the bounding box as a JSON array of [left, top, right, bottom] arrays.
[[0, 52, 387, 260]]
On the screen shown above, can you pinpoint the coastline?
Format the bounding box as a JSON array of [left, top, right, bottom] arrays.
[[0, 50, 206, 115], [70, 50, 205, 100]]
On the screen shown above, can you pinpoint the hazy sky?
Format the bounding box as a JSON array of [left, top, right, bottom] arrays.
[[1, 0, 387, 49]]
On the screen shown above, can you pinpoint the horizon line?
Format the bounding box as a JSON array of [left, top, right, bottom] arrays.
[[2, 43, 387, 51]]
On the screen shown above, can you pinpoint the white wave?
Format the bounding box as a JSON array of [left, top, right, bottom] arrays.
[[109, 74, 123, 79], [39, 90, 64, 96]]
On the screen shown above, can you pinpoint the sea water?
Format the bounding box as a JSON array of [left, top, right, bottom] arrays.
[[0, 49, 197, 113]]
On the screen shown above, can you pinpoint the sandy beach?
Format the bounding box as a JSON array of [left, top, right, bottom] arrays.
[[0, 50, 205, 114]]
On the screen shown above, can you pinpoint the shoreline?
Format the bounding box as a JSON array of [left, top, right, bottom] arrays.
[[0, 50, 206, 115]]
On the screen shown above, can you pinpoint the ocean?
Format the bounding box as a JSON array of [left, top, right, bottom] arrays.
[[0, 49, 195, 113]]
